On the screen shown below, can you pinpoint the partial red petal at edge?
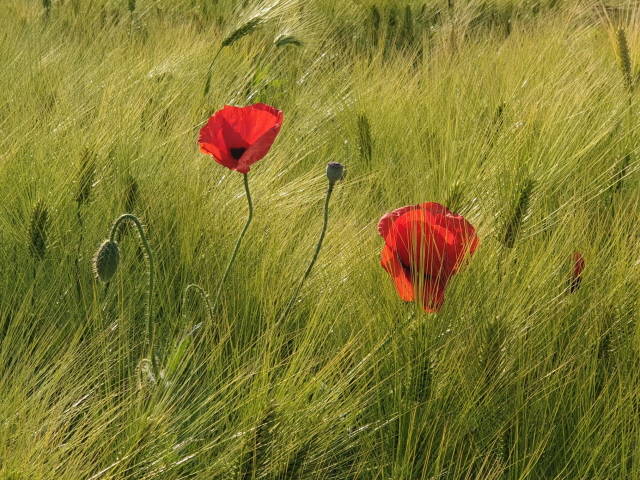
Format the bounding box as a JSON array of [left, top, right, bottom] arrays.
[[380, 244, 414, 302]]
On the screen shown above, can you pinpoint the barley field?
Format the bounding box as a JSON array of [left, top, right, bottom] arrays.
[[1, 0, 640, 478]]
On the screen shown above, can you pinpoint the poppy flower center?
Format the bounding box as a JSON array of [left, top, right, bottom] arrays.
[[230, 147, 247, 160]]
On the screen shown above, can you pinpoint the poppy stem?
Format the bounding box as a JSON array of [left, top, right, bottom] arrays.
[[278, 182, 335, 323], [182, 283, 214, 325], [212, 173, 253, 311], [109, 214, 155, 359]]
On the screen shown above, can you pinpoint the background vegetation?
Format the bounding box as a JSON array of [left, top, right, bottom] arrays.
[[1, 0, 640, 478]]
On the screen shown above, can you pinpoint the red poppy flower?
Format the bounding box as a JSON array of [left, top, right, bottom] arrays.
[[570, 252, 585, 293], [378, 202, 479, 312], [198, 103, 284, 173]]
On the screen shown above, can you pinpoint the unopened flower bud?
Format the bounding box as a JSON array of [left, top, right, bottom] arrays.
[[93, 240, 120, 283], [326, 162, 345, 184]]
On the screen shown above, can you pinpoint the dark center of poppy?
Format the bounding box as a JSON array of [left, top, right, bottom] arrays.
[[230, 147, 247, 160], [398, 255, 435, 282]]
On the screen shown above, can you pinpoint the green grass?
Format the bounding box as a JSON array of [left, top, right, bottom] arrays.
[[1, 0, 640, 478]]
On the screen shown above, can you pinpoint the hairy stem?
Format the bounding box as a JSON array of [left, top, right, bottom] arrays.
[[182, 283, 214, 325], [109, 214, 155, 353], [278, 183, 335, 323], [212, 173, 253, 310]]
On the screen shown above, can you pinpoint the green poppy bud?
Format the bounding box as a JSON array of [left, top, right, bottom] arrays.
[[326, 162, 345, 184], [92, 240, 120, 283]]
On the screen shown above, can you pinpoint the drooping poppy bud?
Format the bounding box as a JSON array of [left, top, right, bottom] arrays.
[[326, 162, 345, 184], [93, 240, 120, 283]]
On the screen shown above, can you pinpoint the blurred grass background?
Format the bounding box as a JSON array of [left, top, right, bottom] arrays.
[[1, 0, 640, 478]]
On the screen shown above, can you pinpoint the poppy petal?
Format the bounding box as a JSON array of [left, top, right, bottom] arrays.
[[388, 211, 456, 279], [378, 201, 479, 312], [570, 252, 585, 293], [418, 276, 447, 313], [380, 244, 414, 302], [198, 103, 283, 172], [377, 204, 422, 239], [199, 109, 247, 170], [236, 117, 283, 173]]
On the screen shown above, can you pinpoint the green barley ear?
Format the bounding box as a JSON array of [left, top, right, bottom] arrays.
[[616, 28, 634, 92], [410, 355, 433, 403], [236, 405, 277, 479], [279, 442, 312, 478], [92, 240, 120, 283], [127, 0, 136, 13], [370, 5, 381, 47], [502, 178, 534, 248], [493, 102, 506, 132], [275, 34, 303, 48], [222, 16, 262, 48], [29, 200, 50, 261], [385, 7, 399, 56], [124, 175, 139, 212], [76, 150, 97, 206], [480, 319, 507, 388], [357, 114, 373, 165], [42, 0, 51, 11], [613, 153, 631, 193], [204, 16, 263, 96], [402, 5, 414, 48]]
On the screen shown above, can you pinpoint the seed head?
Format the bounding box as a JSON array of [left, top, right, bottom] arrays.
[[76, 150, 97, 206], [502, 178, 534, 248], [275, 35, 303, 48], [357, 114, 373, 165], [616, 28, 634, 92], [124, 175, 139, 212], [222, 17, 262, 48], [326, 162, 345, 184], [93, 240, 120, 283], [29, 200, 50, 261]]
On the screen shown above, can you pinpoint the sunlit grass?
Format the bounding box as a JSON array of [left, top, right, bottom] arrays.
[[1, 0, 640, 478]]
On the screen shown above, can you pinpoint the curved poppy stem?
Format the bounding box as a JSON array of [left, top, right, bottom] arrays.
[[203, 46, 223, 97], [278, 182, 335, 323], [212, 173, 253, 310], [182, 283, 214, 325], [109, 214, 155, 356]]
